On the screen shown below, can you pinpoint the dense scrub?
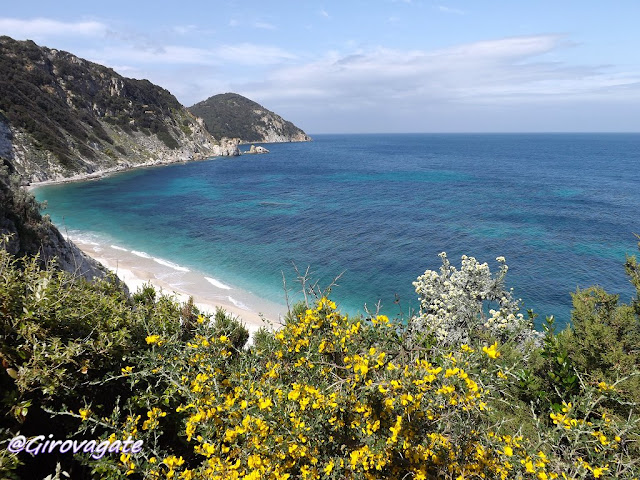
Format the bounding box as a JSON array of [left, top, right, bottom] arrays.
[[1, 236, 638, 479], [1, 184, 639, 478]]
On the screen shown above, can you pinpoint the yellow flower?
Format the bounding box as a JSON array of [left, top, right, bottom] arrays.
[[120, 453, 135, 475], [324, 461, 334, 475], [592, 466, 609, 478], [163, 455, 185, 469], [79, 408, 90, 421], [482, 342, 501, 359], [258, 398, 273, 410], [121, 366, 134, 375], [524, 460, 535, 473], [145, 334, 162, 345], [373, 314, 389, 325], [597, 381, 614, 392]]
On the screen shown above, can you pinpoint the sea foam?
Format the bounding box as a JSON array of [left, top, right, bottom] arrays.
[[227, 296, 251, 311], [205, 277, 232, 290], [153, 257, 190, 272]]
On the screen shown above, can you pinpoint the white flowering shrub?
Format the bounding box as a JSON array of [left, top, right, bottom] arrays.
[[411, 252, 539, 346]]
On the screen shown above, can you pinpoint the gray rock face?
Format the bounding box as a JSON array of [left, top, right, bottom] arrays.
[[7, 112, 240, 185], [0, 115, 12, 162], [2, 215, 112, 283], [0, 172, 107, 281], [39, 225, 108, 281]]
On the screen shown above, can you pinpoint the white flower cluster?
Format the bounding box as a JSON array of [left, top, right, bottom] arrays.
[[410, 252, 538, 347]]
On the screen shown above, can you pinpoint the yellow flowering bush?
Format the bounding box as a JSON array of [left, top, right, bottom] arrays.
[[2, 239, 639, 479], [77, 293, 637, 479]]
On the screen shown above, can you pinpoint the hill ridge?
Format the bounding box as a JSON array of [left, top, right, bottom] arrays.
[[189, 92, 311, 144]]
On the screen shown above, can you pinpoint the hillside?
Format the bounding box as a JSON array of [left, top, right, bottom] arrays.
[[189, 92, 311, 144], [0, 166, 105, 279], [0, 36, 238, 184]]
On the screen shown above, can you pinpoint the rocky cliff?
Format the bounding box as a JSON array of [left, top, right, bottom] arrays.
[[188, 93, 311, 144], [0, 167, 106, 280], [0, 36, 239, 184]]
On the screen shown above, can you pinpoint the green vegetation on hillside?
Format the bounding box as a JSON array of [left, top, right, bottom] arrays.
[[189, 93, 308, 143], [1, 182, 639, 479], [0, 166, 52, 257], [0, 36, 188, 171]]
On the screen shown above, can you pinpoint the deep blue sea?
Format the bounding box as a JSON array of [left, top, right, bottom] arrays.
[[33, 133, 640, 328]]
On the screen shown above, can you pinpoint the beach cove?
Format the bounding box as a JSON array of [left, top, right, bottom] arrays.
[[66, 232, 287, 335], [33, 133, 640, 330]]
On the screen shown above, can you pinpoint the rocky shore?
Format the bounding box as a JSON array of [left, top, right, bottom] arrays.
[[25, 136, 240, 188]]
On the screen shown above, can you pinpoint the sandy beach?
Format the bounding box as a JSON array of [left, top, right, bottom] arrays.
[[70, 234, 287, 338]]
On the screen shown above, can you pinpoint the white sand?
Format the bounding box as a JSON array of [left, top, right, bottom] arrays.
[[71, 236, 287, 337]]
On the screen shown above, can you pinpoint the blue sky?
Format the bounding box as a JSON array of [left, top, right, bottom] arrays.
[[2, 1, 640, 133]]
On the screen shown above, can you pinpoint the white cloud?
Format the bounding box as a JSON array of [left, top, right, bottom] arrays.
[[437, 6, 466, 15], [0, 17, 107, 39], [3, 17, 636, 131], [320, 9, 330, 18], [240, 35, 640, 111], [254, 21, 276, 30], [211, 43, 297, 65], [172, 25, 197, 35], [84, 41, 296, 71], [171, 24, 215, 36], [88, 45, 214, 66]]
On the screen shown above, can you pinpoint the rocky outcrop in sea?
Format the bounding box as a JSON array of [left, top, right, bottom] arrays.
[[245, 145, 270, 154]]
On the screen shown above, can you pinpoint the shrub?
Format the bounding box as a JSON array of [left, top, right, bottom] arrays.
[[558, 237, 640, 410], [1, 229, 639, 478], [157, 130, 179, 150], [62, 294, 638, 479], [411, 253, 540, 347]]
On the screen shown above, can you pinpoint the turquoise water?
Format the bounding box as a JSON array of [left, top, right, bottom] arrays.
[[34, 133, 640, 328]]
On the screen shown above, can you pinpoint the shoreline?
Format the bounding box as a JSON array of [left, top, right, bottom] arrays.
[[25, 138, 311, 190], [26, 154, 217, 190], [69, 234, 287, 338]]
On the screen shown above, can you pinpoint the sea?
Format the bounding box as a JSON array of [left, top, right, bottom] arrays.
[[33, 133, 640, 329]]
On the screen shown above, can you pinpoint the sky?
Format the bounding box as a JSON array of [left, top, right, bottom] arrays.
[[2, 1, 640, 133]]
